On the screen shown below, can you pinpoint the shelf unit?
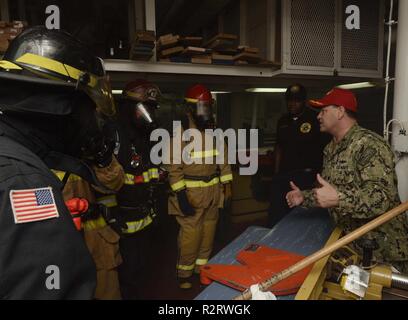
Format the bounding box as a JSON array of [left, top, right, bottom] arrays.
[[104, 59, 281, 78]]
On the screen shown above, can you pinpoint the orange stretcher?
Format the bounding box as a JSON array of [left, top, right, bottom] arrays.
[[200, 244, 312, 296]]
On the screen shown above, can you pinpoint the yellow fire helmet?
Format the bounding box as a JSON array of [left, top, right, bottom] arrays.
[[0, 26, 116, 117]]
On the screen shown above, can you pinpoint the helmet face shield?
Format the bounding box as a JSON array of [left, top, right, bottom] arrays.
[[84, 73, 116, 117], [196, 100, 212, 121], [135, 102, 155, 124]]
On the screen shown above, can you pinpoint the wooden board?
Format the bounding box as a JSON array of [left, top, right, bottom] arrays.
[[180, 36, 203, 47], [134, 30, 156, 43], [238, 46, 260, 54], [158, 34, 180, 49], [233, 52, 262, 63], [180, 46, 211, 57], [192, 55, 212, 64], [212, 53, 234, 61], [158, 33, 174, 42], [204, 33, 238, 47], [206, 39, 237, 50], [159, 46, 184, 57]]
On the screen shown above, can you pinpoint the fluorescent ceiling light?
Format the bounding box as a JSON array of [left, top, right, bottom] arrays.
[[112, 90, 123, 95], [246, 88, 287, 93], [336, 82, 375, 90], [211, 91, 230, 94]]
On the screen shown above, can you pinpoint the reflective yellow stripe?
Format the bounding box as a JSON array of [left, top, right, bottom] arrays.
[[177, 264, 195, 271], [17, 53, 75, 79], [143, 172, 150, 183], [195, 259, 208, 266], [52, 170, 82, 183], [185, 177, 219, 188], [185, 97, 198, 104], [53, 170, 66, 181], [122, 215, 153, 234], [171, 180, 186, 192], [125, 91, 144, 100], [149, 168, 159, 179], [190, 150, 219, 159], [125, 169, 158, 185], [96, 195, 117, 208], [220, 174, 233, 183], [82, 216, 107, 231], [125, 174, 135, 185], [15, 53, 97, 87], [0, 60, 23, 70]]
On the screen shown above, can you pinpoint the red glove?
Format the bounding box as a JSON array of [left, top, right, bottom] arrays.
[[65, 198, 89, 231]]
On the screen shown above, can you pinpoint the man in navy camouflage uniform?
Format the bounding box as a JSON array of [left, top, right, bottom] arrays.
[[286, 88, 408, 273]]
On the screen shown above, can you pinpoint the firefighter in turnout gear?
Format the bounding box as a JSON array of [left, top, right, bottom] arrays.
[[166, 84, 233, 289], [0, 26, 117, 298], [53, 153, 125, 300], [110, 79, 166, 299]]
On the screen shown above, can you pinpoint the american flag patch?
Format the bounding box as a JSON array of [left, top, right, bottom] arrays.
[[10, 187, 60, 224]]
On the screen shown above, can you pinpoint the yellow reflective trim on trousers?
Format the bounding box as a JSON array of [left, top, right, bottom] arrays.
[[195, 259, 208, 266], [177, 264, 195, 271], [82, 216, 107, 231], [171, 180, 186, 192], [96, 195, 118, 208], [52, 170, 82, 183], [190, 150, 219, 159], [0, 60, 23, 70], [122, 215, 153, 234], [185, 177, 219, 188], [220, 174, 233, 183], [15, 53, 97, 87]]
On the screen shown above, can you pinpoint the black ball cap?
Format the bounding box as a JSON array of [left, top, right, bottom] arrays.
[[285, 84, 307, 102]]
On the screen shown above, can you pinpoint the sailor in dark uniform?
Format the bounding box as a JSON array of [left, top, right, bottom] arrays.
[[268, 84, 329, 227]]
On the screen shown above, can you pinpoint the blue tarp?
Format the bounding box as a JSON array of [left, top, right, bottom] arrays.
[[195, 207, 335, 300]]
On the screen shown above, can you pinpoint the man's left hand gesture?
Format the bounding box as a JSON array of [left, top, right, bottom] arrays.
[[313, 174, 339, 208]]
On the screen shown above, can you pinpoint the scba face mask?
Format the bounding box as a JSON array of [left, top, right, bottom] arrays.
[[192, 100, 214, 129]]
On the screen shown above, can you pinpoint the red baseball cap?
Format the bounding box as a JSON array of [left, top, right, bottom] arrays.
[[309, 88, 357, 113]]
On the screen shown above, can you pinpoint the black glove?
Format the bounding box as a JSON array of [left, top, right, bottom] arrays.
[[98, 205, 129, 235], [177, 189, 195, 216]]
